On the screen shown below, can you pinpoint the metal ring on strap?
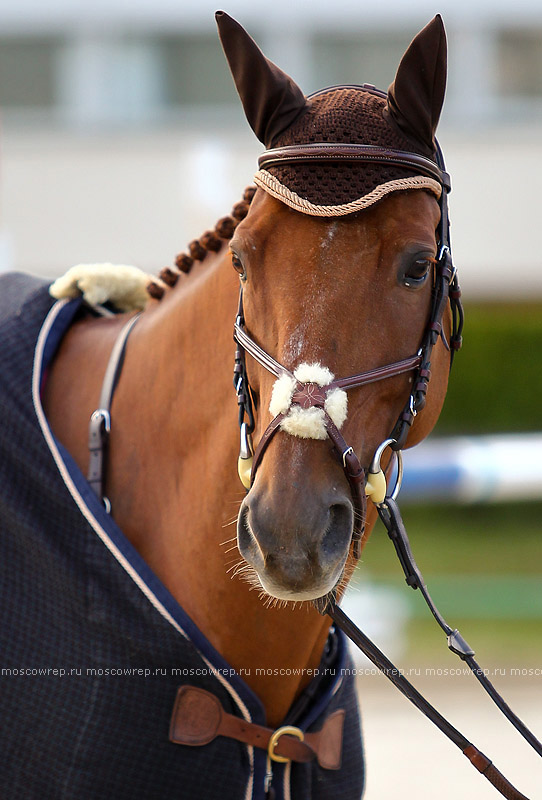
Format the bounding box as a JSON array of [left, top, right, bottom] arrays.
[[268, 726, 305, 764], [369, 438, 404, 505], [87, 312, 141, 509]]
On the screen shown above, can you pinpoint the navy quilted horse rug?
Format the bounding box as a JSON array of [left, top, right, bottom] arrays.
[[0, 273, 363, 800]]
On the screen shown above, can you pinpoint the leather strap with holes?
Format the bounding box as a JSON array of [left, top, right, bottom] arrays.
[[169, 685, 344, 770]]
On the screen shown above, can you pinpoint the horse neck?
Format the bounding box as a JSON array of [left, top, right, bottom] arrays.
[[107, 248, 346, 725], [109, 250, 240, 567]]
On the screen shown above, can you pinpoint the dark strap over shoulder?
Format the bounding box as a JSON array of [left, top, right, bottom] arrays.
[[87, 312, 141, 509]]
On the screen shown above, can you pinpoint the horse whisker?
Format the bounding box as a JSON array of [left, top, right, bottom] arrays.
[[219, 534, 238, 546], [226, 559, 245, 575], [221, 519, 238, 530], [221, 515, 240, 530], [227, 554, 345, 615]]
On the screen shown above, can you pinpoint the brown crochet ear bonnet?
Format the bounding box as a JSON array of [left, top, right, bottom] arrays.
[[216, 11, 448, 216]]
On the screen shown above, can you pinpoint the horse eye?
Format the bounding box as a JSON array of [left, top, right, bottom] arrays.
[[230, 251, 246, 281], [401, 257, 433, 288]]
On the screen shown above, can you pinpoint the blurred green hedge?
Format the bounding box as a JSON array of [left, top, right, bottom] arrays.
[[435, 303, 542, 434]]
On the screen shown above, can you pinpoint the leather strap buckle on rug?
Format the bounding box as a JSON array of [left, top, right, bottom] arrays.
[[169, 685, 344, 770]]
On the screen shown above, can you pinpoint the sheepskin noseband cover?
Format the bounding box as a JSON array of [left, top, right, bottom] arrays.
[[269, 363, 348, 440]]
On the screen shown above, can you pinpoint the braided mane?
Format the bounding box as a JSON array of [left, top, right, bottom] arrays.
[[147, 186, 256, 300]]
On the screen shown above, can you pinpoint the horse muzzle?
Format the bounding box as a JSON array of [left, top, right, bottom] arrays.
[[236, 482, 354, 601]]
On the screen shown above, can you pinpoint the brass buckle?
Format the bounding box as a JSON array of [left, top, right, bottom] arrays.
[[267, 725, 304, 763]]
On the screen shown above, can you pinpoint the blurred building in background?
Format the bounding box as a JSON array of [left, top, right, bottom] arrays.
[[1, 0, 542, 297]]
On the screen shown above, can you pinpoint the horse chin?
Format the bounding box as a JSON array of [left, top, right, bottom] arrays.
[[255, 568, 344, 604]]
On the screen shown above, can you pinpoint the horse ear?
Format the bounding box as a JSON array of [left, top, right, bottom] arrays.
[[215, 11, 307, 147], [386, 15, 447, 152]]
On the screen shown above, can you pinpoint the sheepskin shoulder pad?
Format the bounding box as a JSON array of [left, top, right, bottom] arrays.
[[50, 263, 152, 312]]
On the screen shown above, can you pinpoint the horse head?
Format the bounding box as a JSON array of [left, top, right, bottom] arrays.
[[217, 12, 461, 603]]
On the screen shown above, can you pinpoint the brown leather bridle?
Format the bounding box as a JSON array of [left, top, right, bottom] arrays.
[[233, 137, 463, 560]]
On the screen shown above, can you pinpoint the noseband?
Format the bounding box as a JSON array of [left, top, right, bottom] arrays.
[[233, 139, 463, 559]]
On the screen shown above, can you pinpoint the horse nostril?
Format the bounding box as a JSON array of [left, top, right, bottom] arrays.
[[319, 501, 354, 563], [237, 502, 266, 572], [237, 504, 251, 552], [237, 504, 254, 552]]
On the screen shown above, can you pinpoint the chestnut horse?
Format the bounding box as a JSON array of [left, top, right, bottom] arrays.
[[0, 12, 463, 800], [45, 187, 449, 710]]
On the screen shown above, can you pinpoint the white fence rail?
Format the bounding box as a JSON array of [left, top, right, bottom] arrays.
[[401, 433, 542, 503]]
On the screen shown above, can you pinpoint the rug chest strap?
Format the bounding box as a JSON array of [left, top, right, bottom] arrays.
[[169, 685, 344, 770]]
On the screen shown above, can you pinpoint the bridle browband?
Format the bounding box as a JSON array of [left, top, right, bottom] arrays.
[[258, 142, 451, 191]]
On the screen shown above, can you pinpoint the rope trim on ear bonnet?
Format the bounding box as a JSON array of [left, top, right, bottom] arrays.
[[254, 169, 442, 217]]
